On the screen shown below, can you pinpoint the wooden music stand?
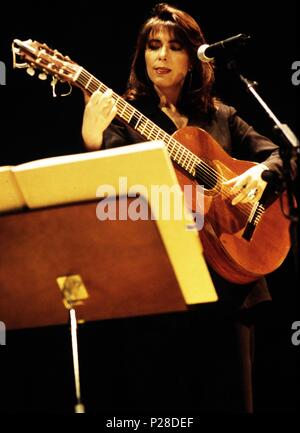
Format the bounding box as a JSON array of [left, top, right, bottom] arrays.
[[0, 141, 217, 411]]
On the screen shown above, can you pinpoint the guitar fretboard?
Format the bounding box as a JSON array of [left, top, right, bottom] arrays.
[[76, 67, 203, 176]]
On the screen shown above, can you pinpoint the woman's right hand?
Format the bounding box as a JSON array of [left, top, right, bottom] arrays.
[[82, 88, 117, 150]]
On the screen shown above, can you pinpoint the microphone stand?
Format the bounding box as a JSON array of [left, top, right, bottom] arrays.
[[227, 59, 299, 285]]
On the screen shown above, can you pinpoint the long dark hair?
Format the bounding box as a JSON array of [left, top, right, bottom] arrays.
[[124, 3, 216, 116]]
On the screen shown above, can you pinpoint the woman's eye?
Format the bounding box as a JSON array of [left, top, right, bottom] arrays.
[[147, 42, 160, 50], [170, 43, 182, 51], [146, 41, 183, 51]]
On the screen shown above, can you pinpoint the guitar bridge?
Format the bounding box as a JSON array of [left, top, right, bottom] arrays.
[[242, 202, 265, 241]]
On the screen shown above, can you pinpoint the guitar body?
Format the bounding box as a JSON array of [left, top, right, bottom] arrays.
[[172, 126, 291, 284]]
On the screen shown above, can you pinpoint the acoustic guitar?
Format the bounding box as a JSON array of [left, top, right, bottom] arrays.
[[12, 39, 291, 284]]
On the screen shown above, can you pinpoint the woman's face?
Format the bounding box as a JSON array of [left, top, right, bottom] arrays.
[[145, 27, 191, 101]]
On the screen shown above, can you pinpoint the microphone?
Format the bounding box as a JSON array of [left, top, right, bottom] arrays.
[[197, 33, 250, 62]]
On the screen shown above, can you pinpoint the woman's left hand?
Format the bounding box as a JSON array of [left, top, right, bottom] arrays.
[[223, 163, 268, 205]]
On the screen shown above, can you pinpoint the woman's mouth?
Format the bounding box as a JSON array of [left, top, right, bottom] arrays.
[[155, 68, 171, 74]]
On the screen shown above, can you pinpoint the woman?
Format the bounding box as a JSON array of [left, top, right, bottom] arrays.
[[81, 3, 284, 412]]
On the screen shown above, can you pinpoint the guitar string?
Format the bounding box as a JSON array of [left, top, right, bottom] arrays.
[[81, 74, 230, 194], [80, 72, 263, 220], [79, 69, 235, 190], [82, 73, 260, 219], [33, 54, 248, 202], [77, 69, 261, 218]]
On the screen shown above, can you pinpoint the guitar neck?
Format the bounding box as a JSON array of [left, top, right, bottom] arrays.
[[75, 67, 198, 174]]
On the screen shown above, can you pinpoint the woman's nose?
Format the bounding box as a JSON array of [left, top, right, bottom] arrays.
[[158, 45, 168, 60]]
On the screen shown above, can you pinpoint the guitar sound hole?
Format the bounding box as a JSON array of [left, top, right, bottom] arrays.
[[194, 162, 219, 191]]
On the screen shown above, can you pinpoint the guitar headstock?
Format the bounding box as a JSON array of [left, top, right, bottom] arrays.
[[12, 39, 79, 92]]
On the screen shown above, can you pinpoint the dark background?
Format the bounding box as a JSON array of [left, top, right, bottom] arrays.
[[0, 0, 299, 414]]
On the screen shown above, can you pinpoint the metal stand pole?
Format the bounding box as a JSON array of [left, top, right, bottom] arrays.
[[69, 308, 85, 413], [57, 274, 89, 412]]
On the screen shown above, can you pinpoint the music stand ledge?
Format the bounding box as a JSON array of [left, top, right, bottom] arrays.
[[0, 141, 217, 331]]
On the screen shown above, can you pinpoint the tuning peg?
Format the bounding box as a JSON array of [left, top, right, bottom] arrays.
[[26, 67, 35, 76], [51, 76, 58, 97], [38, 72, 47, 80]]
